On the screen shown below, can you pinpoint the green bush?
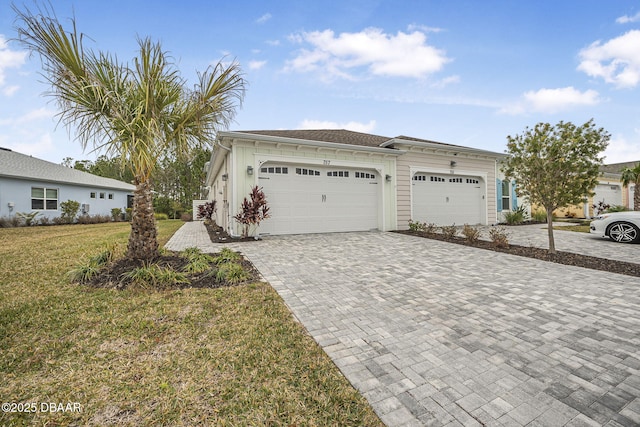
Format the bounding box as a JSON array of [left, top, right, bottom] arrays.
[[60, 199, 80, 223], [154, 213, 169, 220], [606, 205, 628, 213], [111, 208, 122, 221], [503, 206, 528, 225]]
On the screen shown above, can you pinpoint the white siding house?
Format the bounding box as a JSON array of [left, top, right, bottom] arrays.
[[0, 147, 134, 220], [205, 130, 505, 237]]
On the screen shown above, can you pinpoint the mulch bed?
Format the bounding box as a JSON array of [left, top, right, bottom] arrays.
[[85, 253, 261, 290], [204, 222, 259, 243], [395, 230, 640, 278]]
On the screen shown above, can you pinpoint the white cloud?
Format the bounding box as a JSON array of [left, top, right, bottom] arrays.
[[297, 119, 377, 133], [431, 75, 460, 89], [6, 133, 54, 156], [285, 27, 450, 80], [0, 35, 28, 91], [256, 13, 272, 24], [2, 85, 19, 96], [603, 132, 640, 164], [499, 87, 601, 115], [0, 107, 55, 126], [578, 30, 640, 88], [248, 60, 267, 70], [616, 12, 640, 24]]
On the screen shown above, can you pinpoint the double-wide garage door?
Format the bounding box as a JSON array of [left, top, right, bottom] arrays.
[[594, 184, 622, 207], [257, 163, 379, 235], [412, 173, 484, 225]]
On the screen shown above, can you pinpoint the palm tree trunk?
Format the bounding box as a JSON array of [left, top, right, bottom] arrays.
[[128, 178, 159, 260]]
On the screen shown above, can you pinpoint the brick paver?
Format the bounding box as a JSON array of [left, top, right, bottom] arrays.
[[166, 223, 640, 426]]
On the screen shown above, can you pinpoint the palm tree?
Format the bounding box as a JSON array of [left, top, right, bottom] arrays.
[[621, 163, 640, 211], [14, 4, 245, 260]]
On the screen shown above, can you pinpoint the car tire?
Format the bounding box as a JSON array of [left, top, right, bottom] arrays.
[[607, 221, 640, 243]]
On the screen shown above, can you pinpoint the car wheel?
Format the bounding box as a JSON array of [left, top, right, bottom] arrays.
[[607, 222, 640, 243]]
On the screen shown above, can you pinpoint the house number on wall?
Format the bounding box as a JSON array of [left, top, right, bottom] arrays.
[[322, 194, 327, 202], [323, 160, 331, 165]]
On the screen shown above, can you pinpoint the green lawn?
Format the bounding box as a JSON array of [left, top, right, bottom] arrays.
[[0, 221, 382, 426]]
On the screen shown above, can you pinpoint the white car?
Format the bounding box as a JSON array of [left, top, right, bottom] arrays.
[[590, 211, 640, 243]]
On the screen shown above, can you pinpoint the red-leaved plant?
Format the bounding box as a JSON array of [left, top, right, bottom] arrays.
[[234, 186, 270, 237], [197, 200, 217, 223]]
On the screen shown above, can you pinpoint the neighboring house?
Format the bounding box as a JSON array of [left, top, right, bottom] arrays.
[[204, 130, 505, 237], [0, 147, 135, 220], [553, 161, 638, 218]]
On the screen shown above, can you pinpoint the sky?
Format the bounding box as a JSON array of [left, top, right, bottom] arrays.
[[1, 0, 640, 165]]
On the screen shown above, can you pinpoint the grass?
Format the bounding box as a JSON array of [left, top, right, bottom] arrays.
[[0, 220, 382, 426]]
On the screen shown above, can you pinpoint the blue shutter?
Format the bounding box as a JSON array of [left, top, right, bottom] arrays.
[[511, 180, 517, 210], [496, 179, 503, 212]]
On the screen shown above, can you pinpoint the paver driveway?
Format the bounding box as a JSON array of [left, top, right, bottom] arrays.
[[167, 225, 640, 426]]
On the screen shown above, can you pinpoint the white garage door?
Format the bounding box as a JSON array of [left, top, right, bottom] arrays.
[[594, 184, 622, 207], [412, 173, 484, 225], [257, 164, 379, 235]]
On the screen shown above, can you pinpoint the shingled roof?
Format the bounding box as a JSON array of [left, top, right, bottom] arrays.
[[0, 147, 135, 190], [235, 129, 393, 147], [600, 160, 640, 174]]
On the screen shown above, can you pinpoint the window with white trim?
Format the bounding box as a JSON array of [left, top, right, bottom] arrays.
[[467, 178, 479, 184], [449, 177, 463, 183], [501, 180, 510, 210], [413, 175, 426, 181], [31, 187, 58, 210], [327, 171, 349, 177], [261, 166, 289, 174], [430, 176, 445, 182], [355, 171, 376, 179]]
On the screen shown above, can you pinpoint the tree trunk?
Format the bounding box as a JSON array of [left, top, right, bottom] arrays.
[[546, 208, 556, 254], [127, 178, 159, 260]]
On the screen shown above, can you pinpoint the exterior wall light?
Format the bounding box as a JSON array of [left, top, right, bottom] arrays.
[[450, 160, 457, 168], [385, 174, 392, 182], [222, 173, 228, 181], [247, 166, 254, 175]]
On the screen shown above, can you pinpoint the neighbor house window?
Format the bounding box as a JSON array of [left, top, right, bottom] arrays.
[[31, 187, 58, 210], [90, 192, 96, 198], [108, 193, 114, 200], [501, 180, 510, 211], [99, 192, 105, 199]]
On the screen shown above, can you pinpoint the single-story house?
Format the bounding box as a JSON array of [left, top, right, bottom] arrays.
[[553, 161, 638, 218], [204, 129, 506, 237], [0, 147, 135, 220]]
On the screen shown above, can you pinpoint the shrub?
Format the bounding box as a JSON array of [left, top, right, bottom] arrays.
[[16, 211, 40, 226], [154, 213, 169, 220], [121, 264, 189, 289], [531, 210, 547, 222], [0, 216, 21, 228], [38, 216, 51, 226], [234, 186, 270, 237], [111, 208, 123, 221], [216, 262, 250, 284], [503, 206, 528, 225], [408, 219, 425, 232], [489, 226, 509, 248], [181, 212, 192, 222], [606, 205, 628, 213], [52, 216, 67, 225], [66, 243, 119, 283], [440, 224, 457, 239], [212, 247, 241, 265], [197, 201, 217, 222], [592, 200, 610, 215], [461, 224, 481, 242], [77, 214, 112, 224], [60, 199, 80, 223]]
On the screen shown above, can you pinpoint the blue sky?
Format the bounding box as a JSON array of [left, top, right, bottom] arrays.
[[1, 0, 640, 165]]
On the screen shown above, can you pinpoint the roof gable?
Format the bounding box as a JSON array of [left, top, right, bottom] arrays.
[[0, 148, 135, 190]]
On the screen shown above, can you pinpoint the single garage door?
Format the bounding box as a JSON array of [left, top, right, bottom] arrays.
[[594, 184, 622, 207], [257, 163, 379, 235], [412, 173, 484, 225]]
